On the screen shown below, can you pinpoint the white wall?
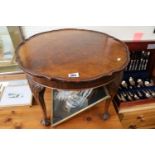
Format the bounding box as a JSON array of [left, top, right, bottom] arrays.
[[22, 26, 155, 41]]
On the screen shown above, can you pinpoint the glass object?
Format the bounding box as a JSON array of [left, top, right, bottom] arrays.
[[52, 85, 110, 126]]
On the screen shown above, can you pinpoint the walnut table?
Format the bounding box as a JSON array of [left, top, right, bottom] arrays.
[[16, 29, 129, 126]]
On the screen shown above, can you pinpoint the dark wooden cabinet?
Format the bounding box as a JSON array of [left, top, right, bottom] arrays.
[[113, 41, 155, 128]]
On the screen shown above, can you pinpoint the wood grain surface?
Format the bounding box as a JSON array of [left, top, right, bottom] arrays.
[[0, 74, 122, 129], [16, 29, 129, 90], [120, 108, 155, 129]]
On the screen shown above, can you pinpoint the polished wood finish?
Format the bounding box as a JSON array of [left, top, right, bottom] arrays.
[[27, 75, 50, 126], [103, 71, 123, 119], [118, 98, 155, 112], [16, 29, 129, 90], [15, 29, 129, 126]]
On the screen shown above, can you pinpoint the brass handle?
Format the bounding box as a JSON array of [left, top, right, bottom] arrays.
[[137, 115, 145, 122], [128, 115, 145, 129], [128, 124, 137, 129]]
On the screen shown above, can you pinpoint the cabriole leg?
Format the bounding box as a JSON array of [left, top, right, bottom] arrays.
[[27, 76, 51, 126]]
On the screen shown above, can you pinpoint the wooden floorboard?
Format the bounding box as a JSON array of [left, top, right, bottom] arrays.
[[0, 73, 122, 129]]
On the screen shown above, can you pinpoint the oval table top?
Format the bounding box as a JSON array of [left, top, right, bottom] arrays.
[[16, 29, 129, 90]]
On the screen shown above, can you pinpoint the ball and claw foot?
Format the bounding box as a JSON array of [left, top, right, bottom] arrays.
[[103, 112, 110, 120], [41, 119, 51, 126]]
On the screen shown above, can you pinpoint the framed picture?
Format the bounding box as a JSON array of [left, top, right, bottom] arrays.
[[0, 26, 23, 74], [0, 79, 32, 107], [51, 85, 110, 126]]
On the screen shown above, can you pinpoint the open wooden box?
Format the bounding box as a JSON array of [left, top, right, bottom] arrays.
[[113, 41, 155, 113], [113, 41, 155, 128]]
